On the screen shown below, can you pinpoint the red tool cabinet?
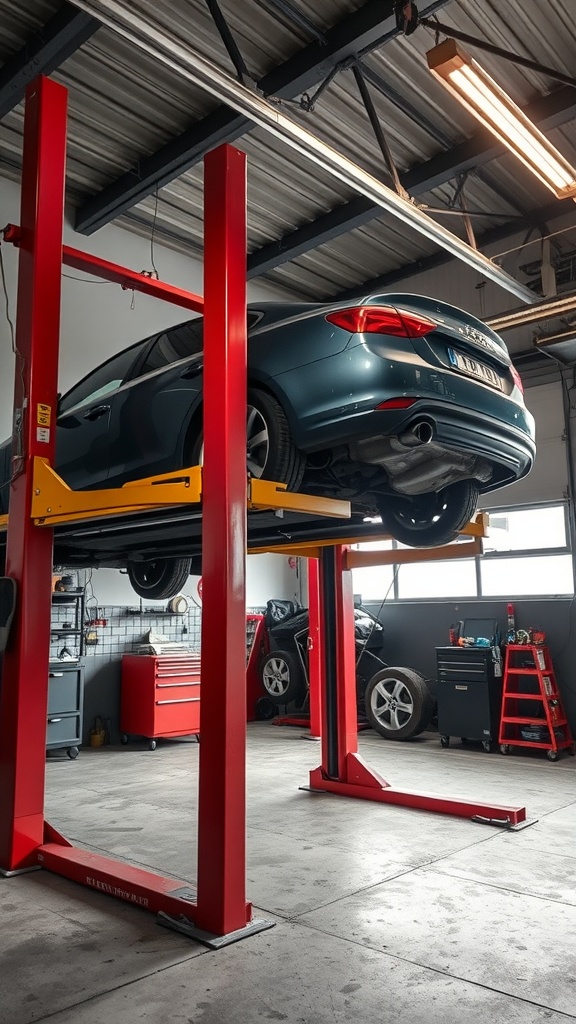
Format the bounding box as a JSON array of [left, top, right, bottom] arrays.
[[121, 654, 201, 750]]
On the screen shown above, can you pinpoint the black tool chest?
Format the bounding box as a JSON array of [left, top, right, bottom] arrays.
[[436, 646, 502, 751]]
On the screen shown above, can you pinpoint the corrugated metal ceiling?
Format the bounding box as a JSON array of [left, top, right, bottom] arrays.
[[0, 0, 576, 337]]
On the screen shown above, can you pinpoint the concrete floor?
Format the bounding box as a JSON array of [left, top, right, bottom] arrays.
[[2, 724, 576, 1024]]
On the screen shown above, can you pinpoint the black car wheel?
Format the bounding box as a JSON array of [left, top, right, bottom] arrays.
[[190, 389, 305, 491], [127, 558, 192, 600], [364, 666, 433, 740], [378, 480, 479, 547], [260, 650, 305, 705]]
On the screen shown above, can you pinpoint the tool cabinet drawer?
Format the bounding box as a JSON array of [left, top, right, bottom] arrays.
[[47, 668, 83, 715], [46, 714, 81, 746], [436, 648, 492, 683]]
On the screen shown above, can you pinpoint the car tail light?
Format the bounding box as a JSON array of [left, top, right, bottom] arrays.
[[510, 364, 524, 394], [375, 397, 419, 410], [325, 305, 436, 338]]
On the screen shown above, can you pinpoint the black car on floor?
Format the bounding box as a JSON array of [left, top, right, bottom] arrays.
[[259, 599, 433, 741]]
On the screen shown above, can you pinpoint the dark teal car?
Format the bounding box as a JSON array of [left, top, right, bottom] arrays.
[[0, 294, 535, 598]]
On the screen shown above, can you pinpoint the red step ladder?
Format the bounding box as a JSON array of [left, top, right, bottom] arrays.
[[499, 644, 575, 761]]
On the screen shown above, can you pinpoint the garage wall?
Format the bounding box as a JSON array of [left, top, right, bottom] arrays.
[[367, 598, 576, 734], [82, 554, 299, 606], [481, 380, 569, 508]]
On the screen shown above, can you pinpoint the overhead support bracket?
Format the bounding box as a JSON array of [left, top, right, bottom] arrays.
[[74, 1, 453, 232], [68, 0, 536, 304], [204, 0, 256, 87], [351, 64, 410, 200]]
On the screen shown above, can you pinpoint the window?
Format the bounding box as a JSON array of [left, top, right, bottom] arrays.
[[350, 539, 396, 602], [396, 557, 477, 600], [350, 503, 574, 601], [59, 346, 142, 415], [484, 505, 567, 553], [481, 554, 573, 597], [480, 504, 573, 597], [139, 313, 262, 375], [140, 320, 204, 374]]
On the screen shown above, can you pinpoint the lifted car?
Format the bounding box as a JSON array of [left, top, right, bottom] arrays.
[[0, 295, 535, 597]]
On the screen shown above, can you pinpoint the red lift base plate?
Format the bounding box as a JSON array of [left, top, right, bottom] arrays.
[[36, 840, 268, 944], [308, 754, 528, 826], [0, 864, 42, 877], [158, 912, 275, 948]]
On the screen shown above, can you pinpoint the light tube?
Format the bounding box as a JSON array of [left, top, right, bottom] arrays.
[[427, 39, 576, 200]]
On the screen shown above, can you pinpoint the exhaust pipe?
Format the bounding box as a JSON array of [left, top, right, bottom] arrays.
[[398, 420, 434, 448]]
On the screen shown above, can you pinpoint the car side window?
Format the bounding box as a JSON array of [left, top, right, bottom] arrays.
[[140, 319, 204, 374], [59, 347, 142, 415], [138, 313, 262, 376]]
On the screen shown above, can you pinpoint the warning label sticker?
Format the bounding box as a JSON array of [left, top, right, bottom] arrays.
[[37, 403, 51, 427], [37, 427, 50, 443]]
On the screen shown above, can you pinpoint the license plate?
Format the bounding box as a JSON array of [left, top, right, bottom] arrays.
[[448, 348, 503, 390]]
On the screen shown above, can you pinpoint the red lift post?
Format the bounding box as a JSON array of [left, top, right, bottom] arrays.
[[0, 76, 271, 945], [308, 544, 531, 829], [0, 77, 67, 871], [307, 559, 323, 739]]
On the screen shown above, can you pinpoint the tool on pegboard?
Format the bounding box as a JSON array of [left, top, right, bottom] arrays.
[[506, 602, 516, 644]]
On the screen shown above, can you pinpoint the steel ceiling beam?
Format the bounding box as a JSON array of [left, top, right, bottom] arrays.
[[332, 198, 573, 301], [0, 4, 100, 120], [69, 0, 536, 303], [248, 85, 576, 277], [74, 0, 451, 234]]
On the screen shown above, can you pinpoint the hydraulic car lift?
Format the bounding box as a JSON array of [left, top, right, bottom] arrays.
[[0, 76, 530, 953], [0, 76, 347, 947]]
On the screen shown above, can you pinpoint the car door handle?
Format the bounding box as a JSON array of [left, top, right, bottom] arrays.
[[180, 365, 203, 380], [83, 404, 110, 421]]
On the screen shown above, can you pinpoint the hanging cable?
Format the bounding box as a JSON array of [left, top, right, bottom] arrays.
[[0, 243, 15, 354], [0, 240, 27, 481], [149, 186, 160, 279]]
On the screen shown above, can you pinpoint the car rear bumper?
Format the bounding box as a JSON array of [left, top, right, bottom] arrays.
[[353, 399, 535, 489], [410, 402, 534, 487]]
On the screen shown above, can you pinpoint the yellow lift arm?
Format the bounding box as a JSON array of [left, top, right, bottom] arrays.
[[0, 457, 350, 530]]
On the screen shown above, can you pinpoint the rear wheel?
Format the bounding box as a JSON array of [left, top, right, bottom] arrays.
[[364, 667, 433, 740], [378, 480, 479, 547], [127, 558, 191, 600], [190, 388, 305, 491]]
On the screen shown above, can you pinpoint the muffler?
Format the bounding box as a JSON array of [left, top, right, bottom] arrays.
[[398, 420, 434, 448]]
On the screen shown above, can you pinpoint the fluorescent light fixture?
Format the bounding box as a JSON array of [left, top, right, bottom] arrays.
[[488, 290, 576, 331], [427, 39, 576, 200]]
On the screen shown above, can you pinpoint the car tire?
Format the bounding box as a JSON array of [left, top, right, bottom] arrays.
[[260, 649, 305, 705], [127, 558, 192, 600], [378, 480, 479, 547], [363, 666, 434, 741], [189, 389, 305, 491]]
